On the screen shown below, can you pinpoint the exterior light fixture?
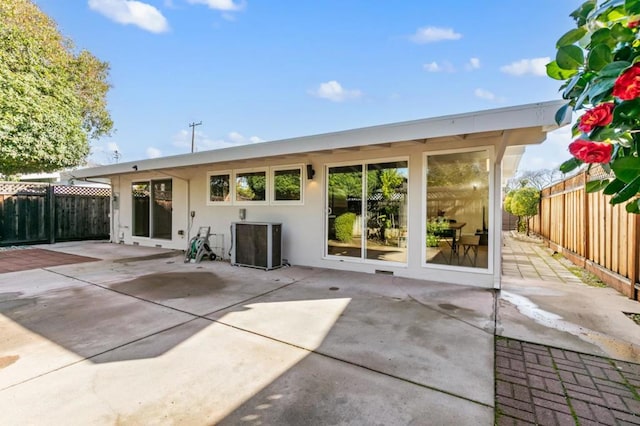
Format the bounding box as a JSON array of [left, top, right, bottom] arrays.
[[306, 164, 315, 180]]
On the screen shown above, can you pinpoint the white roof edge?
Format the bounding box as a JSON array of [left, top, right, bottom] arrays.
[[72, 100, 567, 179]]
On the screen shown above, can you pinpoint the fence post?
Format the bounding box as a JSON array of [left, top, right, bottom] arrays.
[[47, 185, 55, 244], [630, 214, 640, 300]]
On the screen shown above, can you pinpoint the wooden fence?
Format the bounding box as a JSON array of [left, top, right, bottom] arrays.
[[529, 170, 640, 300], [0, 182, 111, 246]]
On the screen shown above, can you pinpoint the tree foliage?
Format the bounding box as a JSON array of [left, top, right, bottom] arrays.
[[504, 187, 540, 234], [0, 0, 112, 176]]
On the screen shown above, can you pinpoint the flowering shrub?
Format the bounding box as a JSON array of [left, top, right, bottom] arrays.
[[549, 0, 640, 213]]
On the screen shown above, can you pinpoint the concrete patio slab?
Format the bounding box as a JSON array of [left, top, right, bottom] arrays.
[[0, 268, 194, 388], [0, 244, 496, 425], [209, 268, 496, 407]]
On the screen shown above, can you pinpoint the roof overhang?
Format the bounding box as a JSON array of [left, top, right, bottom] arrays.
[[71, 100, 569, 180]]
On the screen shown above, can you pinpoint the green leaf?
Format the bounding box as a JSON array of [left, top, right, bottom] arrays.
[[557, 45, 585, 70], [613, 99, 640, 122], [611, 175, 640, 204], [590, 28, 614, 48], [560, 157, 582, 173], [588, 44, 613, 71], [603, 178, 626, 194], [599, 60, 631, 77], [546, 61, 579, 80], [626, 0, 640, 15], [611, 156, 640, 183], [557, 28, 588, 47], [586, 179, 611, 192], [611, 23, 634, 42], [571, 0, 597, 26], [562, 73, 589, 99], [555, 104, 571, 125], [625, 198, 640, 213], [585, 77, 616, 104]]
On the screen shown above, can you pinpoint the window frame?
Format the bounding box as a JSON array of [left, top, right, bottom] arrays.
[[421, 146, 494, 273], [233, 167, 269, 205], [206, 170, 232, 206], [270, 164, 304, 205], [131, 178, 173, 240], [323, 156, 409, 266]]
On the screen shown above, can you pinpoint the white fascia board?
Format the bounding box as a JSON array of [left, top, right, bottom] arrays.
[[72, 100, 567, 179]]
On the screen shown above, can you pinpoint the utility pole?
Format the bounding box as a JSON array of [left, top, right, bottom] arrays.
[[113, 150, 121, 164], [189, 121, 202, 153]]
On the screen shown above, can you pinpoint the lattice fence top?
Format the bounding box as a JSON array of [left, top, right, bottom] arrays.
[[586, 164, 615, 182], [54, 185, 111, 197], [0, 182, 111, 197], [0, 182, 48, 195]]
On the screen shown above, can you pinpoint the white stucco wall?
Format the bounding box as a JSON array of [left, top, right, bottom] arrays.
[[106, 138, 505, 288]]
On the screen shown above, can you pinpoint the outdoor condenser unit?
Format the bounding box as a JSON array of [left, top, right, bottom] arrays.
[[231, 222, 282, 270]]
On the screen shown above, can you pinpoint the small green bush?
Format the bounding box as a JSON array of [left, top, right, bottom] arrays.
[[335, 212, 356, 242]]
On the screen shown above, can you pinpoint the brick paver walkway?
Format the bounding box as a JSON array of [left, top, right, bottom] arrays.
[[0, 248, 98, 273], [496, 337, 640, 425]]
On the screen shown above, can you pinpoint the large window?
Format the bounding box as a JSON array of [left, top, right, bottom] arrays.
[[132, 179, 172, 239], [326, 160, 408, 264], [425, 150, 490, 269]]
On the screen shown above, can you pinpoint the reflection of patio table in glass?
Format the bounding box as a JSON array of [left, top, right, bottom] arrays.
[[434, 222, 466, 254]]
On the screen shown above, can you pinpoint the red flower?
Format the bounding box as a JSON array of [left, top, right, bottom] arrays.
[[568, 139, 613, 163], [629, 20, 640, 28], [613, 63, 640, 100], [578, 103, 614, 132]]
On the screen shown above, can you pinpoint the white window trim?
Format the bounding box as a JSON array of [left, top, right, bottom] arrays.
[[271, 164, 304, 205], [234, 167, 269, 205], [421, 146, 494, 273], [206, 170, 232, 206], [323, 156, 410, 266]]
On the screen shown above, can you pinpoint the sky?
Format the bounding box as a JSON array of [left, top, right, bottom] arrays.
[[34, 0, 583, 172]]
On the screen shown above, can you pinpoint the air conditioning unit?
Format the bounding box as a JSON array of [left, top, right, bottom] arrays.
[[231, 222, 282, 270]]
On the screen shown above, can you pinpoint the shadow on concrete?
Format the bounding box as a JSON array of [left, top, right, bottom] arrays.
[[0, 272, 225, 364]]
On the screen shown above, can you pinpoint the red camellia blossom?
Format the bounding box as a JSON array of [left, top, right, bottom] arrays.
[[568, 139, 613, 163], [613, 63, 640, 100], [629, 19, 640, 28], [578, 103, 614, 132]]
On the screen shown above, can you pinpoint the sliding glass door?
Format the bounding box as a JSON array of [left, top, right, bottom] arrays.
[[326, 160, 408, 264]]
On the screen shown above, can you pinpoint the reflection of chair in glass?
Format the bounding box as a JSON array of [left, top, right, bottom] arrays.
[[434, 228, 457, 263], [458, 235, 480, 266]]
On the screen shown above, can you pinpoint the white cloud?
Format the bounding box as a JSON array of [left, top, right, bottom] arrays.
[[88, 0, 169, 33], [146, 147, 162, 158], [474, 88, 505, 103], [310, 80, 362, 102], [106, 142, 120, 152], [186, 0, 244, 11], [500, 57, 550, 77], [410, 26, 462, 44], [423, 61, 455, 73], [466, 57, 480, 70], [172, 129, 264, 151]]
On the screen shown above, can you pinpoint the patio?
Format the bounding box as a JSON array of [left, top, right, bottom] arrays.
[[0, 241, 495, 425]]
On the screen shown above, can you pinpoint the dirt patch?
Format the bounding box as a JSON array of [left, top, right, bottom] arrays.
[[0, 355, 19, 369], [111, 272, 226, 300], [0, 249, 98, 273]]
